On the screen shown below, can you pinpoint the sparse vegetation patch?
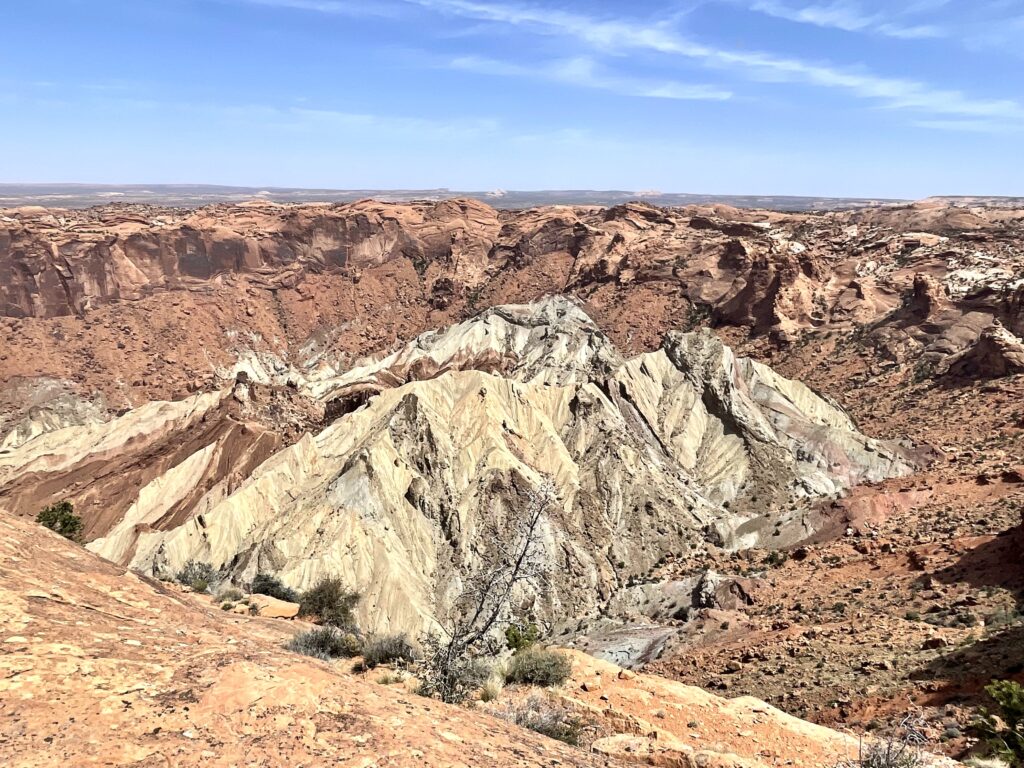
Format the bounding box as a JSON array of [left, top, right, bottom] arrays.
[[974, 680, 1024, 767], [37, 501, 83, 542], [251, 573, 299, 603], [362, 633, 417, 669], [175, 561, 217, 594], [505, 646, 572, 688], [299, 576, 360, 628], [491, 692, 588, 746], [286, 626, 363, 660]]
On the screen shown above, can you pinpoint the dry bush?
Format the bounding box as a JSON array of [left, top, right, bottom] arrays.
[[417, 480, 555, 703], [491, 692, 588, 746], [837, 717, 927, 768], [362, 634, 417, 669], [299, 577, 360, 628], [505, 646, 572, 688], [175, 561, 217, 594], [286, 627, 363, 660]]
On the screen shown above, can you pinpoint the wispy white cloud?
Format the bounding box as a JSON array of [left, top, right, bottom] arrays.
[[747, 1, 944, 39], [448, 55, 732, 100], [962, 11, 1024, 58], [229, 0, 1024, 129], [284, 106, 501, 138], [405, 0, 1024, 128]]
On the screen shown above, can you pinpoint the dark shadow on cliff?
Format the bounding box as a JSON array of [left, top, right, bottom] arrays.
[[909, 624, 1024, 709], [907, 520, 1024, 709], [929, 521, 1024, 606]]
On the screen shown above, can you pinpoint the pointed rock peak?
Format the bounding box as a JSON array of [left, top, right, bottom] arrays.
[[661, 327, 733, 386], [480, 295, 599, 333], [908, 273, 950, 320], [663, 326, 728, 359], [408, 296, 620, 372], [311, 296, 622, 402]]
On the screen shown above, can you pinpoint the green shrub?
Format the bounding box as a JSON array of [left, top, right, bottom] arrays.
[[217, 587, 244, 602], [505, 622, 541, 652], [37, 501, 83, 542], [764, 551, 789, 568], [362, 634, 417, 669], [175, 561, 216, 594], [286, 627, 363, 660], [299, 577, 360, 628], [251, 573, 299, 603], [506, 647, 572, 688], [975, 680, 1024, 766], [491, 692, 587, 746]]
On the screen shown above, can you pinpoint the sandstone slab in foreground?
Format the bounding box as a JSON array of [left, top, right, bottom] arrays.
[[0, 513, 614, 767]]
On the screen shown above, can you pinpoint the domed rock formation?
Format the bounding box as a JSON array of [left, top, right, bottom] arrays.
[[0, 299, 917, 635]]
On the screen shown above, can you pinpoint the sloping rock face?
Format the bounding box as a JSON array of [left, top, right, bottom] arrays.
[[0, 199, 503, 318], [0, 513, 615, 768], [0, 382, 319, 542], [4, 508, 926, 768], [8, 299, 910, 636], [551, 651, 957, 768]]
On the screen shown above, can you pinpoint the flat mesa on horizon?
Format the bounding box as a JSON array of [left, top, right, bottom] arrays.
[[0, 182, 919, 211]]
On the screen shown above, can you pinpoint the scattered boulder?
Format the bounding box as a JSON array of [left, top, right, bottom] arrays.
[[247, 594, 300, 619], [943, 322, 1024, 379]]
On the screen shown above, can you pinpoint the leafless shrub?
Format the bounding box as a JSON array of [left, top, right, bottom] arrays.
[[286, 626, 363, 660], [837, 716, 927, 768], [505, 646, 572, 687], [418, 479, 555, 704]]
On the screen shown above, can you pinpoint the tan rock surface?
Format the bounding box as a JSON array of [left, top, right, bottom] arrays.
[[559, 651, 857, 768], [555, 651, 958, 768], [0, 513, 616, 768], [248, 593, 301, 618]]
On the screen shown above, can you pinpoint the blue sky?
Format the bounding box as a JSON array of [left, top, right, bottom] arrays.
[[1, 0, 1022, 197]]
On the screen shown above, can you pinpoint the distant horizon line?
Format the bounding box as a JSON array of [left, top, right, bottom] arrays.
[[2, 184, 1022, 212], [0, 182, 913, 198]]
